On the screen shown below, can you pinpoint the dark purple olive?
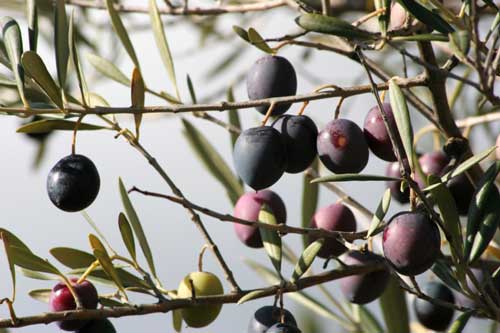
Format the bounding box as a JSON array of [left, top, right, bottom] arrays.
[[385, 161, 409, 204], [363, 103, 399, 162], [414, 282, 455, 331]]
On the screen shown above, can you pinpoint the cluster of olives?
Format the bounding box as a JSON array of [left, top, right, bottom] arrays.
[[48, 279, 115, 332]]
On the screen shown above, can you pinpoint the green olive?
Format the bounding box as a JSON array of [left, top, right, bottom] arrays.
[[177, 271, 224, 328]]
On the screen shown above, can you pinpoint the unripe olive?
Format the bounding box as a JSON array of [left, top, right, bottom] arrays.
[[177, 271, 224, 328]]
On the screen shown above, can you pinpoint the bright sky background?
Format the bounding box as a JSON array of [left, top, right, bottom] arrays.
[[0, 2, 499, 332]]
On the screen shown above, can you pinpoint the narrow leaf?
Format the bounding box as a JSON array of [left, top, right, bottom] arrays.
[[295, 14, 376, 40], [9, 245, 60, 275], [431, 259, 461, 292], [69, 10, 90, 106], [105, 0, 140, 69], [131, 67, 145, 139], [29, 289, 51, 303], [247, 28, 274, 54], [55, 0, 69, 88], [448, 311, 472, 333], [173, 309, 183, 332], [367, 188, 391, 238], [186, 74, 197, 103], [389, 78, 414, 170], [119, 178, 157, 279], [227, 87, 241, 149], [232, 25, 250, 42], [148, 0, 179, 100], [86, 53, 130, 86], [20, 268, 57, 281], [21, 51, 63, 108], [0, 233, 17, 300], [26, 0, 38, 51], [428, 175, 463, 257], [312, 173, 399, 183], [50, 247, 96, 269], [17, 119, 109, 134], [379, 276, 409, 333], [444, 146, 496, 181], [237, 289, 270, 304], [291, 238, 324, 282], [93, 248, 127, 297], [118, 212, 136, 263], [182, 119, 244, 204], [258, 204, 282, 276], [1, 17, 27, 106], [395, 0, 454, 33], [302, 159, 319, 248]]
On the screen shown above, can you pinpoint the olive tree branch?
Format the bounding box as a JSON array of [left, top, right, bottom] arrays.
[[0, 262, 386, 329], [0, 75, 427, 116]]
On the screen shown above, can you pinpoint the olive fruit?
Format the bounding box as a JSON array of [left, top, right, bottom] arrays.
[[272, 115, 318, 173], [234, 191, 287, 248], [77, 319, 116, 333], [265, 323, 301, 333], [177, 271, 224, 328], [447, 172, 475, 216], [339, 251, 390, 304], [248, 306, 297, 333], [233, 127, 287, 190], [385, 161, 409, 204], [415, 151, 450, 188], [317, 119, 369, 174], [308, 203, 357, 258], [47, 154, 100, 212], [49, 278, 99, 331], [414, 282, 455, 331], [363, 103, 399, 162], [382, 211, 440, 276], [246, 55, 297, 116]]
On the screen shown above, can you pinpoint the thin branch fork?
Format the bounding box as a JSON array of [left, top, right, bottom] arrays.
[[128, 186, 378, 242], [0, 263, 385, 329], [0, 75, 427, 116]]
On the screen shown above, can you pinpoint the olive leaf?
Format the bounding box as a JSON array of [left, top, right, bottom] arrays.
[[367, 188, 391, 238], [131, 67, 145, 139], [118, 212, 136, 263], [311, 173, 399, 183], [389, 78, 414, 170], [17, 119, 109, 134], [258, 204, 282, 276], [291, 238, 324, 282], [295, 14, 376, 41], [302, 159, 319, 248], [379, 276, 410, 333], [26, 0, 38, 51], [54, 0, 69, 90]]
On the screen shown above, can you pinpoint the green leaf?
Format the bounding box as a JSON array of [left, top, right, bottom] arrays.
[[173, 309, 183, 332], [431, 259, 461, 292], [0, 228, 31, 251], [86, 53, 130, 86], [448, 311, 472, 333], [105, 0, 140, 69], [449, 30, 470, 60], [55, 0, 69, 89], [357, 304, 385, 333], [9, 245, 60, 275], [367, 188, 391, 238], [186, 74, 197, 103], [258, 204, 282, 276], [232, 25, 250, 42], [17, 119, 109, 134], [29, 289, 51, 303], [465, 162, 500, 262], [21, 51, 63, 109], [93, 248, 127, 298], [1, 17, 28, 106], [0, 232, 18, 300], [311, 173, 399, 183], [131, 67, 145, 139], [302, 159, 319, 248], [99, 297, 127, 307], [227, 87, 241, 150], [443, 146, 496, 181], [182, 118, 244, 205], [428, 175, 463, 257], [374, 0, 391, 36], [247, 28, 274, 54], [389, 78, 414, 170], [392, 33, 449, 42], [69, 10, 90, 106], [291, 238, 324, 283], [50, 247, 96, 269], [395, 0, 454, 33], [148, 0, 179, 100], [295, 14, 376, 41], [379, 276, 409, 333], [26, 0, 38, 51], [119, 178, 157, 279], [20, 268, 57, 281], [118, 212, 136, 263], [237, 289, 270, 304]]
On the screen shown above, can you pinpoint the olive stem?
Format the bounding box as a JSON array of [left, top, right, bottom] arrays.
[[198, 244, 210, 272], [71, 114, 85, 156], [261, 102, 276, 126]]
